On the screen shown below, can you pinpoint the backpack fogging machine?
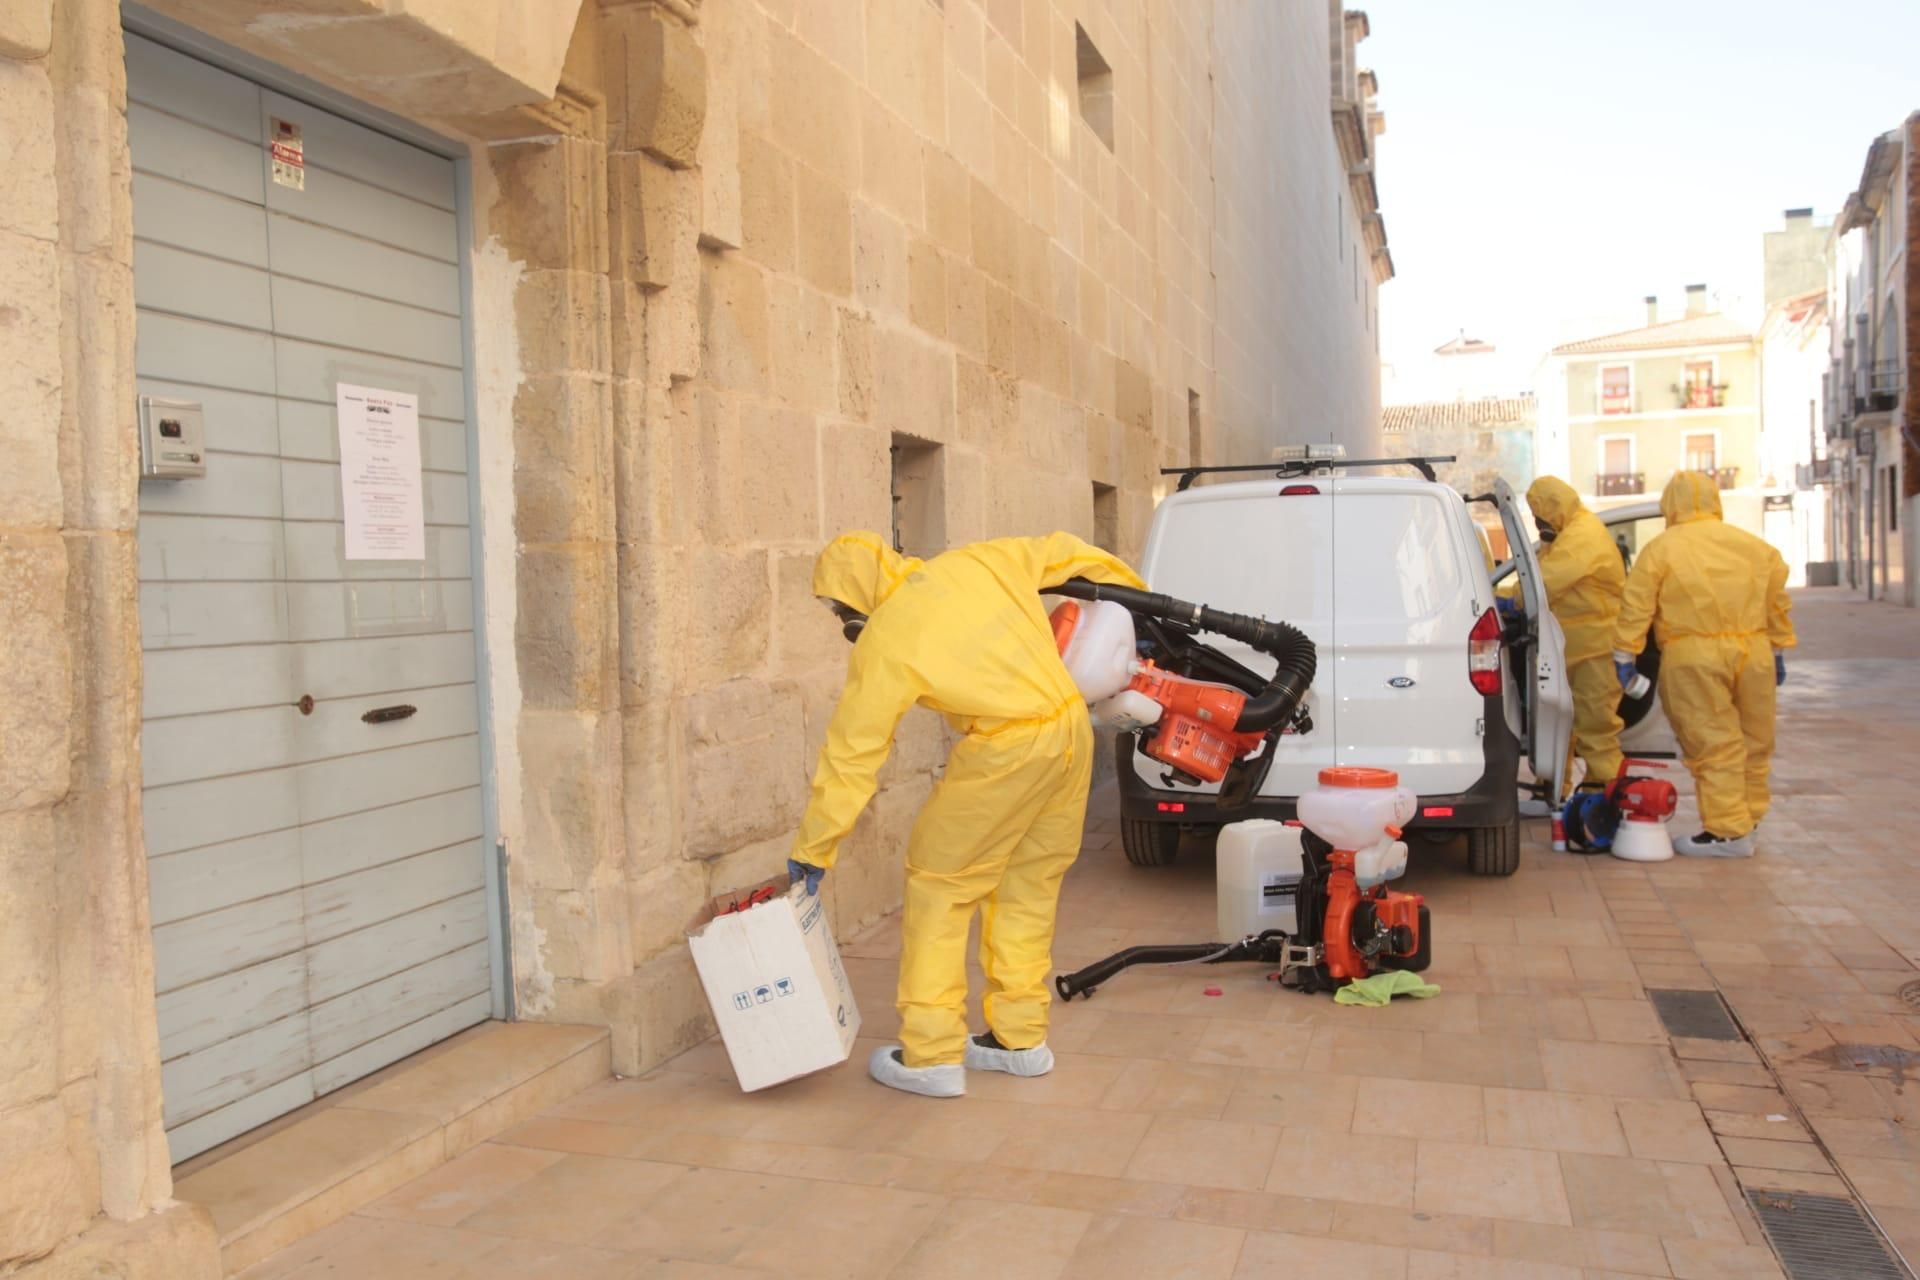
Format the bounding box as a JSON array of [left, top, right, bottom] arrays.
[[1045, 579, 1432, 997]]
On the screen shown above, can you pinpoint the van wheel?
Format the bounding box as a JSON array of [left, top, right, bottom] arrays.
[[1467, 816, 1521, 877], [1122, 819, 1180, 866]]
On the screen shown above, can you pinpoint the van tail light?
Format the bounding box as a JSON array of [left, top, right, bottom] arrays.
[[1468, 608, 1503, 695], [1279, 484, 1320, 496]]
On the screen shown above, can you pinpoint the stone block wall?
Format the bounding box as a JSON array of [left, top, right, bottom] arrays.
[[2, 0, 220, 1272], [1213, 0, 1385, 456]]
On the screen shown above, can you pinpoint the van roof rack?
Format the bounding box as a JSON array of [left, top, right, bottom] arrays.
[[1162, 456, 1458, 491]]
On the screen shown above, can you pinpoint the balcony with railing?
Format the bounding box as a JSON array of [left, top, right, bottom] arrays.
[[1700, 466, 1738, 490], [1868, 359, 1904, 411], [1675, 383, 1729, 410], [1796, 457, 1837, 489], [1597, 472, 1645, 496]]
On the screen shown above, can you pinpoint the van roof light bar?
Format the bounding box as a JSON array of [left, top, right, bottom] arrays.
[[1163, 456, 1458, 491]]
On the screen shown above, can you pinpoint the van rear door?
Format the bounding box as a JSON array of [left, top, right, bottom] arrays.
[[1135, 482, 1336, 797], [1494, 479, 1576, 804], [1329, 478, 1488, 796]]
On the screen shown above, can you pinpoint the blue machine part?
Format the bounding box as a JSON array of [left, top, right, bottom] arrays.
[[1561, 790, 1621, 853]]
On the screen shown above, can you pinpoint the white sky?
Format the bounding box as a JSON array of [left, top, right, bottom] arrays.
[[1365, 0, 1920, 403]]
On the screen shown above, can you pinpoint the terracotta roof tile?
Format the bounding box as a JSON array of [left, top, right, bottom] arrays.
[[1551, 312, 1753, 356], [1381, 394, 1536, 433]]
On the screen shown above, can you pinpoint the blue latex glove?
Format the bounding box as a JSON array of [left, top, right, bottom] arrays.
[[1774, 651, 1786, 687], [1615, 658, 1638, 691], [787, 859, 825, 896], [1495, 596, 1519, 617]]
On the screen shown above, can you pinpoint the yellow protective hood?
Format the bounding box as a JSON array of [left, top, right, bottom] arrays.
[[812, 530, 923, 615], [1661, 471, 1723, 526], [1525, 476, 1584, 533]]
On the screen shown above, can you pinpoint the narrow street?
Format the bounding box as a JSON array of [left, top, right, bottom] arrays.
[[231, 589, 1918, 1280]]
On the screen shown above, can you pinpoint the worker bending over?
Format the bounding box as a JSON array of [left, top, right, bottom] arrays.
[[1611, 472, 1794, 857], [1526, 477, 1627, 784], [790, 531, 1146, 1097]]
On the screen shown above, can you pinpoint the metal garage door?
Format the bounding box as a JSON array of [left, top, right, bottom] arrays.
[[127, 33, 496, 1162]]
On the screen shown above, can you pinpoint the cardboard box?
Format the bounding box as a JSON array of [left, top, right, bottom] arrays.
[[688, 883, 862, 1091]]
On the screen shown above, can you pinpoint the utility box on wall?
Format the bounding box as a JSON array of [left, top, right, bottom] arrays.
[[138, 395, 206, 480]]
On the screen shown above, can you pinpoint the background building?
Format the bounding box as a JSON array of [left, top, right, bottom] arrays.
[[1756, 209, 1835, 586], [1825, 116, 1917, 604], [1535, 287, 1765, 537], [1761, 285, 1833, 584], [1381, 392, 1536, 556], [0, 1, 1392, 1271]]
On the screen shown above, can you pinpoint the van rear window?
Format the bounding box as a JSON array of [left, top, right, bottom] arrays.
[[1144, 495, 1331, 623], [1331, 493, 1460, 621]]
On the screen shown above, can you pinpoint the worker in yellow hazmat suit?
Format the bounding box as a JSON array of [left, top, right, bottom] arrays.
[[1611, 473, 1795, 857], [791, 530, 1145, 1097], [1525, 477, 1626, 785]]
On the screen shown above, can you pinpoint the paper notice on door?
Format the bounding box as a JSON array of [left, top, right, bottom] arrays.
[[336, 383, 426, 561]]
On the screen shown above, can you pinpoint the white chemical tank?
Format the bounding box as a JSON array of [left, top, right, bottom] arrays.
[[1297, 767, 1417, 850], [1049, 599, 1138, 702], [1298, 767, 1417, 890], [1216, 820, 1304, 940]]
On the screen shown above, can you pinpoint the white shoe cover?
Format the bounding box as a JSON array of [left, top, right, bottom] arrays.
[[1674, 830, 1754, 858], [964, 1035, 1055, 1077], [867, 1045, 965, 1097]]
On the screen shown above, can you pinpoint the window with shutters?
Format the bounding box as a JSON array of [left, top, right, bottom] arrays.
[[1600, 365, 1633, 415]]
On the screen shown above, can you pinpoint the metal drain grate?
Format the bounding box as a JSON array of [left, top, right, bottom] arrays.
[[1898, 979, 1920, 1011], [1648, 987, 1742, 1041], [1747, 1189, 1910, 1280]]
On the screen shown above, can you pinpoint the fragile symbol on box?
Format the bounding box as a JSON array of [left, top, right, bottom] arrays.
[[775, 978, 794, 998]]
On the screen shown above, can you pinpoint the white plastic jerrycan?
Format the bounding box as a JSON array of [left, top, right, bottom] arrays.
[[1216, 820, 1305, 940]]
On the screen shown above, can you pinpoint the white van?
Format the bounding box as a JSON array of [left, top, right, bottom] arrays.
[[1115, 465, 1571, 877]]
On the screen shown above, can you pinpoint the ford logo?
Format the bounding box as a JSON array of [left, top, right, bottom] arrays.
[[1388, 676, 1416, 689]]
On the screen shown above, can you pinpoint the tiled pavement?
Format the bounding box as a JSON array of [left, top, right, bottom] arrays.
[[242, 590, 1919, 1279]]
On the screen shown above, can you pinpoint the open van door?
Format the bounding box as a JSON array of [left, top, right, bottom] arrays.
[[1596, 503, 1681, 759], [1494, 480, 1576, 806]]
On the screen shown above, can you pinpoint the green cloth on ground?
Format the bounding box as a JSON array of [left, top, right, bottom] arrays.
[[1333, 971, 1441, 1006]]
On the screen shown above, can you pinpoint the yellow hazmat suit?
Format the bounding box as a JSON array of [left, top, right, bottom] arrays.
[[1526, 477, 1626, 782], [793, 531, 1145, 1068], [1480, 525, 1523, 606], [1612, 473, 1795, 836]]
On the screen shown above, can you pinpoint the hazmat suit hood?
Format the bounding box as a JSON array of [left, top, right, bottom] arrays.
[[813, 530, 923, 615], [1660, 471, 1724, 527], [1525, 476, 1585, 534]]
